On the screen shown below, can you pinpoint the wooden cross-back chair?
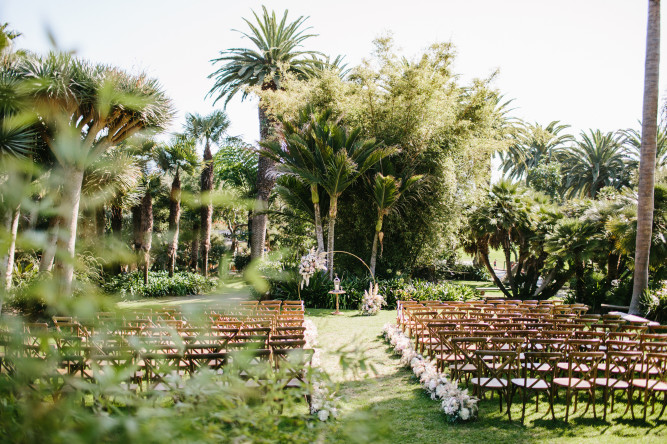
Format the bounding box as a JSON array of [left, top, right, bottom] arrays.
[[631, 352, 667, 420], [511, 351, 562, 423], [553, 351, 605, 422], [594, 351, 642, 421], [450, 337, 487, 384], [472, 349, 520, 421]]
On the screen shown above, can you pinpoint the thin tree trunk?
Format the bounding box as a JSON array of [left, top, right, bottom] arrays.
[[191, 221, 200, 272], [369, 214, 384, 277], [139, 189, 153, 285], [55, 166, 85, 296], [630, 0, 660, 315], [2, 205, 20, 290], [95, 205, 105, 237], [168, 171, 181, 277], [479, 252, 513, 298], [503, 243, 517, 298], [200, 141, 214, 277], [251, 105, 276, 260], [311, 184, 325, 252], [39, 216, 59, 273], [575, 261, 585, 304], [110, 203, 123, 274], [327, 197, 338, 280]]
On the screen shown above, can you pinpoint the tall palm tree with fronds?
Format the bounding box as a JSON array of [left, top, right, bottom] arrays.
[[499, 120, 572, 181], [156, 135, 199, 277], [369, 173, 422, 276], [310, 117, 395, 278], [558, 130, 631, 198], [261, 107, 331, 252], [185, 111, 230, 276], [208, 6, 321, 260], [631, 0, 661, 314]]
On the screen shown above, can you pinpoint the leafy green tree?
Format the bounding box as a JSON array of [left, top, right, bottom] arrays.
[[261, 107, 331, 252], [545, 219, 606, 303], [526, 161, 563, 199], [185, 111, 230, 277], [156, 135, 199, 276], [208, 6, 321, 260], [558, 130, 632, 198], [256, 37, 510, 272], [499, 120, 572, 181], [369, 173, 422, 276], [4, 52, 173, 294], [309, 116, 394, 278]]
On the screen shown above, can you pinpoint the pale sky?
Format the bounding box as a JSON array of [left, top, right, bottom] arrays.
[[2, 0, 666, 147]]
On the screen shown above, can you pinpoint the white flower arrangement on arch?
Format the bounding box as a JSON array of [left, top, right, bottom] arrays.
[[298, 248, 327, 288], [360, 282, 386, 315], [382, 323, 478, 423]]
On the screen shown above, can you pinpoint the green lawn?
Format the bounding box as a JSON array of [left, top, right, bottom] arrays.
[[308, 309, 667, 444], [113, 291, 665, 443]]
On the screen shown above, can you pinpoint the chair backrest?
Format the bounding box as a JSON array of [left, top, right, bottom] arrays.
[[521, 351, 562, 388], [528, 338, 567, 353], [604, 351, 642, 383], [451, 337, 488, 368], [474, 350, 519, 386], [564, 352, 604, 388], [641, 352, 667, 383]]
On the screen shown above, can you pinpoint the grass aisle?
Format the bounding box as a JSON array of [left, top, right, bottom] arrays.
[[307, 309, 667, 444]]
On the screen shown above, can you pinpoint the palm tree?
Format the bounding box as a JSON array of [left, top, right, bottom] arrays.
[[545, 219, 605, 303], [369, 173, 422, 276], [622, 124, 667, 171], [261, 107, 331, 252], [631, 0, 661, 315], [309, 116, 395, 278], [8, 52, 172, 294], [558, 130, 632, 198], [185, 111, 230, 277], [208, 6, 321, 260], [156, 135, 198, 277], [499, 120, 572, 181]]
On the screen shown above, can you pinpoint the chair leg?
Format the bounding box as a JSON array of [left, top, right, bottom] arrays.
[[590, 388, 596, 419], [521, 386, 527, 424], [643, 388, 649, 421], [660, 392, 667, 417], [565, 387, 571, 422], [603, 386, 608, 421], [549, 386, 556, 421]]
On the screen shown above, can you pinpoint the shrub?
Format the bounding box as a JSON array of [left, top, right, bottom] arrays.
[[232, 254, 252, 272], [411, 262, 490, 282], [643, 281, 667, 323], [103, 271, 216, 299]]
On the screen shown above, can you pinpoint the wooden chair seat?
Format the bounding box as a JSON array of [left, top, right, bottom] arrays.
[[511, 377, 549, 390], [593, 377, 629, 389], [470, 377, 508, 389], [631, 379, 667, 391], [553, 377, 592, 389], [557, 362, 590, 372]]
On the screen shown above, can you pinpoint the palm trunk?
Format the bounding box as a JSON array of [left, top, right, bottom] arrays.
[[630, 0, 660, 315], [55, 166, 85, 296], [575, 260, 585, 304], [95, 205, 106, 237], [39, 216, 59, 273], [110, 203, 123, 274], [168, 170, 181, 277], [327, 196, 338, 280], [479, 252, 513, 298], [503, 242, 517, 298], [311, 184, 325, 252], [139, 189, 153, 285], [191, 221, 200, 272], [200, 141, 214, 277], [369, 214, 383, 277], [251, 105, 276, 260], [2, 205, 20, 290]]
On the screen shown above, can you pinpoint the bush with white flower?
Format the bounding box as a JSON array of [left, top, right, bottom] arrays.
[[360, 282, 386, 315], [298, 248, 327, 288], [382, 323, 478, 423]]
